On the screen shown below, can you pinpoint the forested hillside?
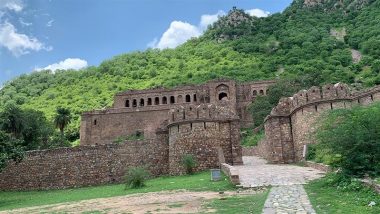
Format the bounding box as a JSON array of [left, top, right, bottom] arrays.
[[1, 0, 380, 143]]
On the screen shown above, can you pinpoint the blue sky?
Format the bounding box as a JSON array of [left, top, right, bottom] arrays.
[[0, 0, 293, 86]]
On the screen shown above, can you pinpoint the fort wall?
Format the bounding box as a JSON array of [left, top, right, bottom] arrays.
[[261, 84, 380, 163], [167, 103, 243, 175], [0, 139, 168, 191]]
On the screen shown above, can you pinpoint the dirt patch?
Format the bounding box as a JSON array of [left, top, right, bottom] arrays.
[[1, 190, 262, 214]]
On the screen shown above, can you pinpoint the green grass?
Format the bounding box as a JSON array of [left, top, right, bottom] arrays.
[[305, 177, 380, 214], [0, 171, 235, 211], [202, 191, 269, 214]]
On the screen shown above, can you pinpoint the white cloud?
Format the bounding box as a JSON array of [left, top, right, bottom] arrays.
[[35, 58, 88, 72], [0, 0, 23, 12], [150, 11, 225, 49], [149, 8, 269, 49], [0, 21, 51, 56], [245, 8, 270, 18], [150, 21, 201, 49], [19, 17, 31, 26], [46, 19, 54, 27], [200, 10, 225, 30]]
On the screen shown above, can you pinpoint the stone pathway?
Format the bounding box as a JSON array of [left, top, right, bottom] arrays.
[[262, 185, 316, 214], [233, 156, 324, 214], [235, 156, 324, 188]]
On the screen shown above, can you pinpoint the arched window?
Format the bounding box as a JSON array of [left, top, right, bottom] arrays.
[[155, 97, 160, 105], [162, 96, 167, 104], [140, 99, 145, 107], [193, 94, 197, 102], [170, 96, 175, 104], [253, 90, 257, 96], [147, 98, 152, 106], [125, 100, 130, 107], [132, 99, 137, 107], [185, 94, 191, 103], [94, 119, 97, 125], [259, 90, 264, 95], [218, 92, 228, 101]]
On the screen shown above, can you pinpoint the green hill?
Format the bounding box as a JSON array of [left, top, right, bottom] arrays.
[[1, 0, 380, 142]]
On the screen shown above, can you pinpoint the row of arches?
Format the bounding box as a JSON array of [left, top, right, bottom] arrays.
[[252, 89, 266, 96], [125, 94, 197, 108]]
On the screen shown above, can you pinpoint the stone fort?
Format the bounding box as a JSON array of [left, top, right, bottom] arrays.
[[0, 79, 274, 190], [80, 79, 275, 174], [1, 79, 379, 191]]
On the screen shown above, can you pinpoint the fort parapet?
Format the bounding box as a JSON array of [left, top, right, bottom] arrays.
[[260, 83, 380, 163]]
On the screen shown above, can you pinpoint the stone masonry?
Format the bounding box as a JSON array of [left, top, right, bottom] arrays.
[[0, 79, 273, 190], [259, 83, 380, 163]]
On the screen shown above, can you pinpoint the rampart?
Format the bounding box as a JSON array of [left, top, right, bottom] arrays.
[[167, 103, 243, 175], [0, 139, 168, 191], [260, 83, 380, 163]]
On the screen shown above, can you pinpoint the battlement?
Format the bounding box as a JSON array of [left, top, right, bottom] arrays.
[[168, 103, 238, 125], [270, 83, 352, 116]]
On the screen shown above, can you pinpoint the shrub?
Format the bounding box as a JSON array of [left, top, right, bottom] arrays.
[[315, 102, 380, 177], [124, 167, 150, 189], [181, 154, 197, 175]]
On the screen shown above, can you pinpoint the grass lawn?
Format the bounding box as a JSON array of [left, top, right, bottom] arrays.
[[305, 177, 380, 214], [0, 171, 235, 211], [202, 191, 269, 214]]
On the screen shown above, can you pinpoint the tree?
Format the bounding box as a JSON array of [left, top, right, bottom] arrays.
[[315, 103, 380, 177], [0, 131, 24, 172], [54, 107, 72, 136], [0, 103, 24, 138]]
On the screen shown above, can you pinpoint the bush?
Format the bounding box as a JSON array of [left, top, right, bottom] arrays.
[[315, 102, 380, 177], [241, 129, 264, 147], [124, 167, 150, 189], [181, 154, 197, 175]]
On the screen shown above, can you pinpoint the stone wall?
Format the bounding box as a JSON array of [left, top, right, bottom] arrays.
[[167, 103, 243, 175], [0, 140, 168, 191], [260, 83, 380, 163]]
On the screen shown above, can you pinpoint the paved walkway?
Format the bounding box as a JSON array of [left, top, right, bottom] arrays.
[[235, 156, 324, 188], [234, 156, 323, 214], [262, 185, 316, 214]]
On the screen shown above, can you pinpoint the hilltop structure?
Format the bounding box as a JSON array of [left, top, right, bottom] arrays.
[[80, 79, 274, 174]]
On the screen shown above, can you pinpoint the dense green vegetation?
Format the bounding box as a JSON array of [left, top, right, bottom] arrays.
[[305, 174, 380, 214], [310, 102, 380, 177], [1, 0, 380, 144], [0, 171, 235, 211], [202, 191, 269, 214]]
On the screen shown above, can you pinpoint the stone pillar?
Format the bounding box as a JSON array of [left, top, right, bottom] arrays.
[[230, 120, 243, 165]]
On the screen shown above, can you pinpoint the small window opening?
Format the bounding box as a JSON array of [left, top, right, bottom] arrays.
[[132, 99, 137, 107], [163, 96, 168, 104], [193, 94, 197, 102], [218, 92, 228, 101], [170, 96, 175, 104], [125, 100, 130, 107], [147, 98, 152, 106], [155, 97, 160, 105], [253, 90, 257, 96], [259, 90, 264, 95], [94, 119, 97, 125], [140, 99, 145, 107], [186, 94, 191, 103]]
